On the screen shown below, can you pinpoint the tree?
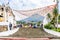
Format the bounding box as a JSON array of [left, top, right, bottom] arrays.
[[47, 13, 51, 22], [56, 0, 59, 30], [53, 7, 58, 17], [50, 7, 58, 28], [37, 21, 41, 26]]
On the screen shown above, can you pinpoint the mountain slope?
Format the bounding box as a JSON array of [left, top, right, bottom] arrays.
[[20, 14, 44, 22]]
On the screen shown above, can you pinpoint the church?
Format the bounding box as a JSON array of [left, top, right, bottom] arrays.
[[0, 4, 16, 32]]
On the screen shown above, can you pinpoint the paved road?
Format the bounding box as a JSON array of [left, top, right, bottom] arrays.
[[7, 28, 59, 38]]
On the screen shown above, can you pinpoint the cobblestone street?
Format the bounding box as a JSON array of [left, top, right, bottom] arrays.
[[8, 28, 57, 38]]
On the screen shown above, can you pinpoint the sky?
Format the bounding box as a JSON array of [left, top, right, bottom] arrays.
[[0, 0, 56, 10], [9, 0, 56, 10], [59, 0, 60, 13], [0, 0, 60, 20]]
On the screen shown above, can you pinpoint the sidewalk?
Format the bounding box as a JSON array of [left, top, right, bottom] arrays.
[[0, 27, 19, 36]]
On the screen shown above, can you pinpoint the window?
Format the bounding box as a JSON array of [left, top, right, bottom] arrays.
[[1, 13, 3, 15], [0, 13, 4, 22], [1, 8, 4, 11], [0, 13, 3, 17]]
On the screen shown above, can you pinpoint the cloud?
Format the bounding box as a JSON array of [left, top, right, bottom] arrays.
[[59, 1, 60, 13], [0, 0, 57, 10], [9, 0, 56, 10], [0, 0, 9, 5], [13, 10, 28, 21], [9, 0, 36, 10], [33, 0, 55, 8]]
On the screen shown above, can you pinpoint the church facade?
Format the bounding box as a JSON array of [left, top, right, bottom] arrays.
[[0, 4, 16, 32]]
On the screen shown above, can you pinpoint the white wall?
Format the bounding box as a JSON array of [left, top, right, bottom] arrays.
[[8, 16, 13, 24]]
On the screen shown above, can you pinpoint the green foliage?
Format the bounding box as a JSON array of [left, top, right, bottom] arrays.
[[57, 28, 60, 32], [50, 18, 56, 27], [47, 13, 51, 20], [44, 7, 60, 32], [58, 20, 60, 24], [58, 15, 60, 20], [44, 23, 54, 29], [16, 21, 21, 24], [16, 21, 26, 24], [58, 15, 60, 24], [53, 28, 57, 31], [50, 7, 58, 27], [44, 23, 60, 32], [37, 21, 41, 26], [30, 21, 36, 25], [53, 28, 60, 32], [53, 7, 58, 17], [23, 23, 28, 26]]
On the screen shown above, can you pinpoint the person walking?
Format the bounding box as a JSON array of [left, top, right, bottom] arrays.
[[9, 22, 12, 30], [40, 23, 43, 30], [33, 24, 37, 28], [20, 24, 22, 28]]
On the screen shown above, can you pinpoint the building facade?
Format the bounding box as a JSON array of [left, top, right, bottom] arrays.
[[0, 4, 16, 32]]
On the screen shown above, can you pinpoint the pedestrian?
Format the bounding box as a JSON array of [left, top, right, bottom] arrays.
[[9, 22, 12, 30], [40, 23, 43, 30], [20, 24, 22, 27], [33, 24, 37, 28], [29, 23, 32, 28]]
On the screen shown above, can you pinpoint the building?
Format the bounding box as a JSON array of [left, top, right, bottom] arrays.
[[0, 4, 16, 32]]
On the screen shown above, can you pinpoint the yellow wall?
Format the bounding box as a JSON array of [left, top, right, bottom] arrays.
[[0, 17, 4, 22], [0, 10, 5, 22]]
